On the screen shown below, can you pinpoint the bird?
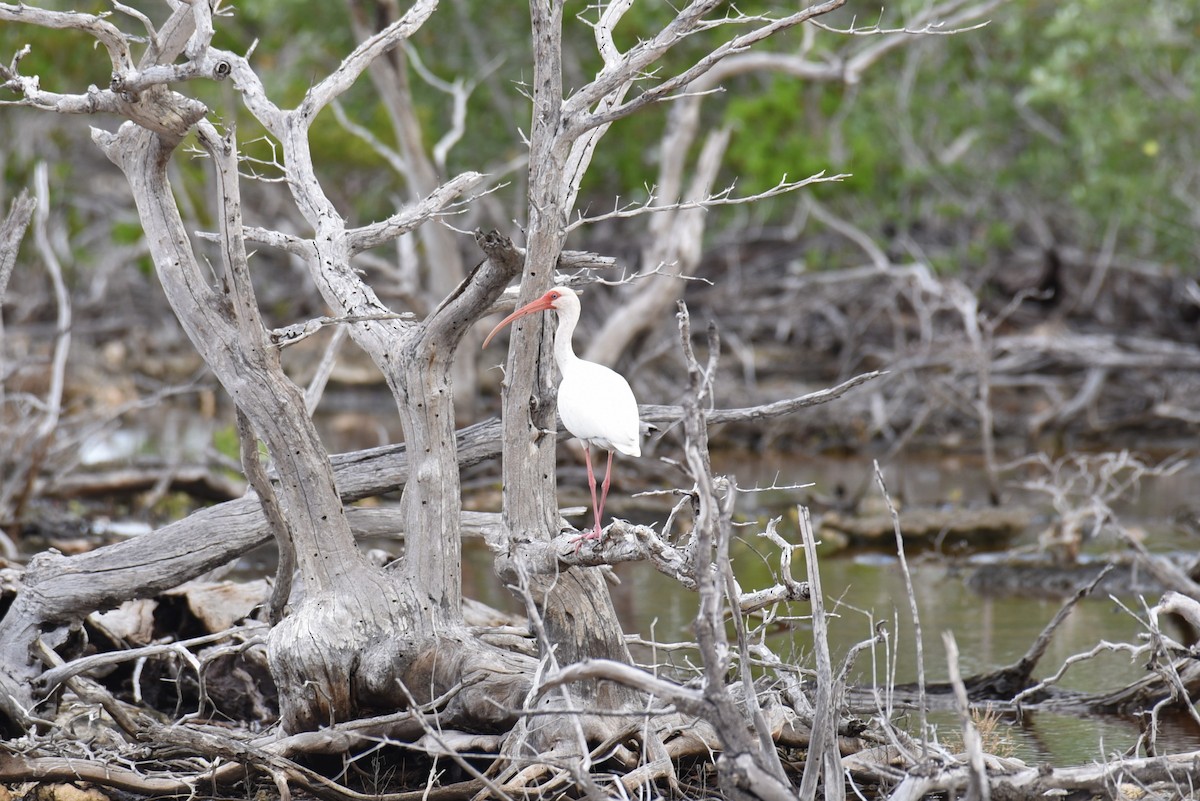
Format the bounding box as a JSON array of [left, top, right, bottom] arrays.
[[484, 287, 641, 543]]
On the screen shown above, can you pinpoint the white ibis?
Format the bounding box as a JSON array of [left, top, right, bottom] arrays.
[[484, 287, 641, 542]]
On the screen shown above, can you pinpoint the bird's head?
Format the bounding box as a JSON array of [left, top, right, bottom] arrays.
[[483, 287, 579, 347]]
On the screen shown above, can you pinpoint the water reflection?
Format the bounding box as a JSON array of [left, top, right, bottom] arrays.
[[462, 453, 1200, 765]]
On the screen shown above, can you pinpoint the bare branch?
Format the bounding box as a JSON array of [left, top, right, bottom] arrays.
[[0, 81, 126, 117], [836, 0, 1008, 85], [269, 312, 415, 349], [695, 50, 846, 85], [874, 460, 930, 754], [29, 164, 70, 470], [299, 0, 438, 120], [331, 99, 412, 183], [538, 659, 708, 718], [402, 42, 476, 171], [0, 754, 192, 795], [38, 623, 261, 694], [110, 1, 157, 43], [566, 171, 848, 232], [640, 369, 884, 425], [345, 171, 487, 254], [796, 505, 845, 799], [942, 632, 990, 801], [807, 195, 890, 270], [233, 227, 314, 256], [567, 1, 848, 134]]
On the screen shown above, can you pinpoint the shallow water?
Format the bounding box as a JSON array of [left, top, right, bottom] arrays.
[[78, 414, 1200, 765], [464, 451, 1200, 765]]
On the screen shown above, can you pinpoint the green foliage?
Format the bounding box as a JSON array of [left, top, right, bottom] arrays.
[[211, 425, 241, 465], [725, 78, 838, 193], [704, 0, 1200, 269], [1012, 1, 1198, 248], [3, 0, 1196, 278], [111, 221, 142, 245]]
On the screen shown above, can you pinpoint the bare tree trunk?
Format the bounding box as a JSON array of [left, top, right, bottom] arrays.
[[501, 0, 571, 543], [392, 235, 526, 621], [0, 191, 35, 326], [492, 4, 639, 723], [345, 0, 480, 419], [91, 116, 402, 732], [56, 0, 534, 733]]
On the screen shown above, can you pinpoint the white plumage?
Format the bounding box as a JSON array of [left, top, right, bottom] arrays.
[[557, 358, 640, 457], [485, 287, 641, 540]]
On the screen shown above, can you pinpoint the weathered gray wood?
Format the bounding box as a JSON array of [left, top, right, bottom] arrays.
[[490, 4, 642, 735], [32, 8, 401, 733], [244, 12, 504, 719], [0, 368, 868, 729], [391, 231, 522, 626], [0, 421, 489, 728], [0, 191, 35, 307], [676, 307, 794, 801], [93, 107, 393, 731], [0, 0, 528, 735], [501, 0, 569, 543]]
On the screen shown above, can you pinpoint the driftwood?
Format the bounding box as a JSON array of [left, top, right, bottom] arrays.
[[8, 546, 1200, 800], [653, 248, 1200, 465], [846, 564, 1200, 724], [0, 376, 875, 727], [846, 747, 1200, 801], [820, 505, 1034, 549], [37, 463, 244, 503]]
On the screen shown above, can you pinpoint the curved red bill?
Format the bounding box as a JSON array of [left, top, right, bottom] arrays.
[[482, 294, 556, 348]]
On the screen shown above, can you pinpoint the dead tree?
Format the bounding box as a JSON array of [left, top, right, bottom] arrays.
[[0, 0, 532, 734], [0, 0, 996, 797], [582, 0, 1009, 369]]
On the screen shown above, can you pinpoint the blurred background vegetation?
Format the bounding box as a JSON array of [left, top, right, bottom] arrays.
[[4, 0, 1196, 276], [2, 0, 1197, 473]]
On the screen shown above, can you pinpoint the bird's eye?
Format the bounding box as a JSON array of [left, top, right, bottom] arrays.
[[549, 291, 560, 299]]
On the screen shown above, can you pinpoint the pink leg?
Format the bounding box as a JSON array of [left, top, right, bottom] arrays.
[[593, 450, 615, 539], [582, 443, 602, 539]]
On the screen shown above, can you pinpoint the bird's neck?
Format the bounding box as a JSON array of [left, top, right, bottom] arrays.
[[552, 304, 581, 374]]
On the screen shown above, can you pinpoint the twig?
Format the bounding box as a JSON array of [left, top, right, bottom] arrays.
[[721, 477, 782, 777], [565, 171, 847, 232], [874, 460, 929, 756], [798, 504, 845, 801], [37, 623, 262, 693], [392, 680, 517, 801], [304, 324, 348, 415], [1010, 638, 1148, 710], [675, 300, 794, 800], [943, 632, 990, 801], [509, 561, 601, 798], [32, 638, 144, 741]]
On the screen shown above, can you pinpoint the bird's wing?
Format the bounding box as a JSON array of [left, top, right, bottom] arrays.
[[557, 360, 641, 457]]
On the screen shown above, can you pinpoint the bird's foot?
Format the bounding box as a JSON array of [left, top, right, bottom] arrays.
[[569, 526, 604, 553]]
